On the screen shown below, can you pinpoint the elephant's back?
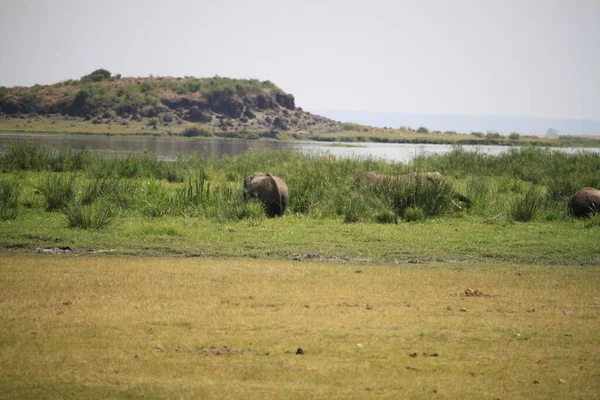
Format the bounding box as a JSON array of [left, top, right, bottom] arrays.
[[569, 187, 600, 217]]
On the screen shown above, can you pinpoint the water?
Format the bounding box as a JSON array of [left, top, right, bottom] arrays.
[[0, 133, 597, 163]]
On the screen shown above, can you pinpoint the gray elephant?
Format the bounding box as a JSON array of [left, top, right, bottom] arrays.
[[243, 172, 289, 217], [569, 187, 600, 218], [355, 171, 472, 205]]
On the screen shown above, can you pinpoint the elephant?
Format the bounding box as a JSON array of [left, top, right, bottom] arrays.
[[355, 171, 472, 205], [243, 172, 289, 217], [569, 187, 600, 218]]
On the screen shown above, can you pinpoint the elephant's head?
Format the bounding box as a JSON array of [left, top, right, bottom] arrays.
[[243, 172, 289, 217], [569, 187, 600, 218]]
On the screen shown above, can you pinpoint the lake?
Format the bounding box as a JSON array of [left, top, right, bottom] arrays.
[[0, 134, 598, 163]]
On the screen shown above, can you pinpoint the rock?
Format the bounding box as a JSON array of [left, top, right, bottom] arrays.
[[185, 107, 212, 123], [276, 93, 295, 109], [256, 94, 276, 109], [273, 117, 289, 130]]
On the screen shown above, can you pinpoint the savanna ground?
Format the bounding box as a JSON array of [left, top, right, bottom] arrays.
[[1, 140, 600, 398]]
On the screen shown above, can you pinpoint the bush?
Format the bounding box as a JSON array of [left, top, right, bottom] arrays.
[[183, 125, 213, 137], [80, 69, 112, 83], [416, 126, 429, 133], [509, 132, 521, 140]]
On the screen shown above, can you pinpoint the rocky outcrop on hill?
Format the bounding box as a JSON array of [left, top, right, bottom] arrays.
[[0, 70, 343, 138]]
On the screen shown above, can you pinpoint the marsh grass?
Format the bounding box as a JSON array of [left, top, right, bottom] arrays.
[[510, 185, 546, 222], [2, 141, 600, 224], [0, 179, 20, 220], [64, 200, 114, 229], [1, 255, 598, 399], [36, 173, 77, 211]]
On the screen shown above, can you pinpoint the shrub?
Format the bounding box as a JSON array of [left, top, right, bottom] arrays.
[[0, 179, 20, 220], [80, 69, 112, 83], [183, 125, 213, 137], [509, 132, 521, 140], [416, 126, 429, 133], [69, 84, 113, 116]]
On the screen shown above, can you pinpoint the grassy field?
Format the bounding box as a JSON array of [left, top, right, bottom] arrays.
[[1, 141, 600, 398], [1, 254, 599, 399]]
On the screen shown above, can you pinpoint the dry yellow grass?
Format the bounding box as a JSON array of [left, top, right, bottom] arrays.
[[1, 254, 599, 399]]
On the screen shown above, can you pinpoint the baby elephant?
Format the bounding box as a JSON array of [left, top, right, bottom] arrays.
[[569, 187, 600, 218], [243, 172, 289, 217]]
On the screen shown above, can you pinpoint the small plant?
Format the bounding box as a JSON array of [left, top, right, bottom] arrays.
[[403, 206, 425, 222], [509, 186, 545, 222], [0, 179, 21, 220], [36, 174, 77, 211], [375, 209, 398, 224], [64, 200, 114, 229]]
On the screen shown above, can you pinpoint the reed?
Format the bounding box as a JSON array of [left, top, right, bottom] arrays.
[[2, 140, 599, 224], [0, 179, 20, 220], [35, 173, 77, 211], [64, 200, 114, 229]]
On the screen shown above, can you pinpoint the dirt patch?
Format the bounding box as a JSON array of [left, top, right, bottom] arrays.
[[292, 253, 348, 263], [35, 246, 73, 254], [461, 288, 490, 297]]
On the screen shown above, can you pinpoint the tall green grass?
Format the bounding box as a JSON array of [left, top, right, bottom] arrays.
[[64, 200, 114, 229], [2, 141, 599, 226], [0, 179, 20, 220], [36, 174, 77, 211]]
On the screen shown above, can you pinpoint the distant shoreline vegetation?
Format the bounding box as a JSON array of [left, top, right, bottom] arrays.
[[1, 69, 599, 148]]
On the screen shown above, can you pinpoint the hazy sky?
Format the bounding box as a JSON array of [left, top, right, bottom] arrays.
[[1, 0, 599, 120]]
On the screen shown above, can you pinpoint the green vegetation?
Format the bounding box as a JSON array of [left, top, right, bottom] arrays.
[[2, 69, 598, 146], [0, 141, 599, 266]]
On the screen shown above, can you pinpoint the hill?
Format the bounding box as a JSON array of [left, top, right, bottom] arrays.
[[0, 69, 342, 139], [1, 70, 599, 147]]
